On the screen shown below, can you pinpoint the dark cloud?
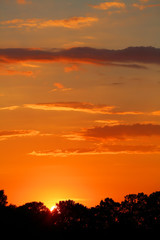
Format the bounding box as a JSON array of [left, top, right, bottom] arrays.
[[80, 123, 160, 140], [0, 46, 159, 67]]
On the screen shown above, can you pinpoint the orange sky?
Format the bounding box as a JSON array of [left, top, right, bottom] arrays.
[[0, 0, 160, 209]]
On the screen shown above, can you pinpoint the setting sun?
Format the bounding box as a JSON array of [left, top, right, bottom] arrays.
[[50, 205, 57, 212]]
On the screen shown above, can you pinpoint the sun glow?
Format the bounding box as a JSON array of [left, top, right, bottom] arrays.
[[50, 205, 57, 212]]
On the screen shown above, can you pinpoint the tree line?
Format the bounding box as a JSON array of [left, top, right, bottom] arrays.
[[0, 190, 159, 237]]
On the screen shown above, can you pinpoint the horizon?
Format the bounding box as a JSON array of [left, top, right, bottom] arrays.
[[2, 189, 159, 210], [0, 0, 160, 211]]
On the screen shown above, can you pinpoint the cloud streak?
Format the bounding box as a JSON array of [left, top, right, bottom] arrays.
[[0, 130, 39, 140], [49, 83, 72, 92], [79, 123, 160, 140], [24, 102, 115, 114], [132, 3, 160, 10], [24, 102, 145, 115], [0, 68, 33, 76], [0, 47, 159, 68], [0, 17, 98, 29], [16, 0, 31, 4], [64, 64, 79, 73], [90, 1, 126, 10], [29, 144, 160, 157], [0, 106, 20, 111], [152, 111, 160, 116], [2, 102, 159, 116]]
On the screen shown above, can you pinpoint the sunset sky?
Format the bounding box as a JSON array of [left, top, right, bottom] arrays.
[[0, 0, 160, 209]]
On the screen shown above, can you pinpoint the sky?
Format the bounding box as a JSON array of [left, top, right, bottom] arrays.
[[0, 0, 160, 209]]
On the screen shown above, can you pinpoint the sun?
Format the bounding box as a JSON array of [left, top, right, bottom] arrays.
[[50, 205, 57, 212]]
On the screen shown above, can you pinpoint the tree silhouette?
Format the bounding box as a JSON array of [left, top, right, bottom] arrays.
[[0, 189, 159, 237], [15, 201, 51, 234], [18, 201, 50, 214], [90, 197, 120, 231], [52, 200, 89, 232], [0, 190, 8, 206]]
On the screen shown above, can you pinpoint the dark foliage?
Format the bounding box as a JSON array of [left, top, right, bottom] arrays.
[[0, 190, 159, 237]]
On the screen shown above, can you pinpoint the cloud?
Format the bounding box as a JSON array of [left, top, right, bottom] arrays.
[[90, 1, 126, 10], [16, 0, 31, 4], [0, 68, 33, 76], [62, 134, 85, 141], [53, 82, 65, 89], [24, 102, 145, 115], [29, 144, 160, 157], [132, 3, 160, 10], [49, 83, 72, 92], [1, 103, 159, 116], [0, 64, 35, 76], [100, 144, 160, 153], [79, 123, 160, 140], [24, 102, 115, 114], [152, 111, 160, 116], [63, 42, 85, 48], [94, 120, 123, 126], [64, 64, 79, 73], [0, 46, 159, 67], [0, 130, 39, 141], [21, 63, 40, 68], [111, 110, 144, 115], [40, 17, 98, 29], [0, 17, 98, 29], [0, 106, 20, 111]]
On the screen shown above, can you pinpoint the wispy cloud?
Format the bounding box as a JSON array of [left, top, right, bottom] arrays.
[[0, 17, 98, 29], [16, 0, 31, 4], [0, 68, 33, 76], [49, 83, 72, 92], [152, 111, 160, 116], [1, 103, 159, 116], [0, 106, 20, 111], [0, 47, 159, 67], [64, 64, 79, 73], [24, 102, 145, 115], [79, 123, 160, 141], [132, 2, 160, 10], [29, 143, 160, 157], [0, 130, 39, 141], [139, 0, 150, 2], [21, 63, 40, 68], [94, 120, 123, 126], [24, 102, 115, 114], [90, 1, 126, 10]]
